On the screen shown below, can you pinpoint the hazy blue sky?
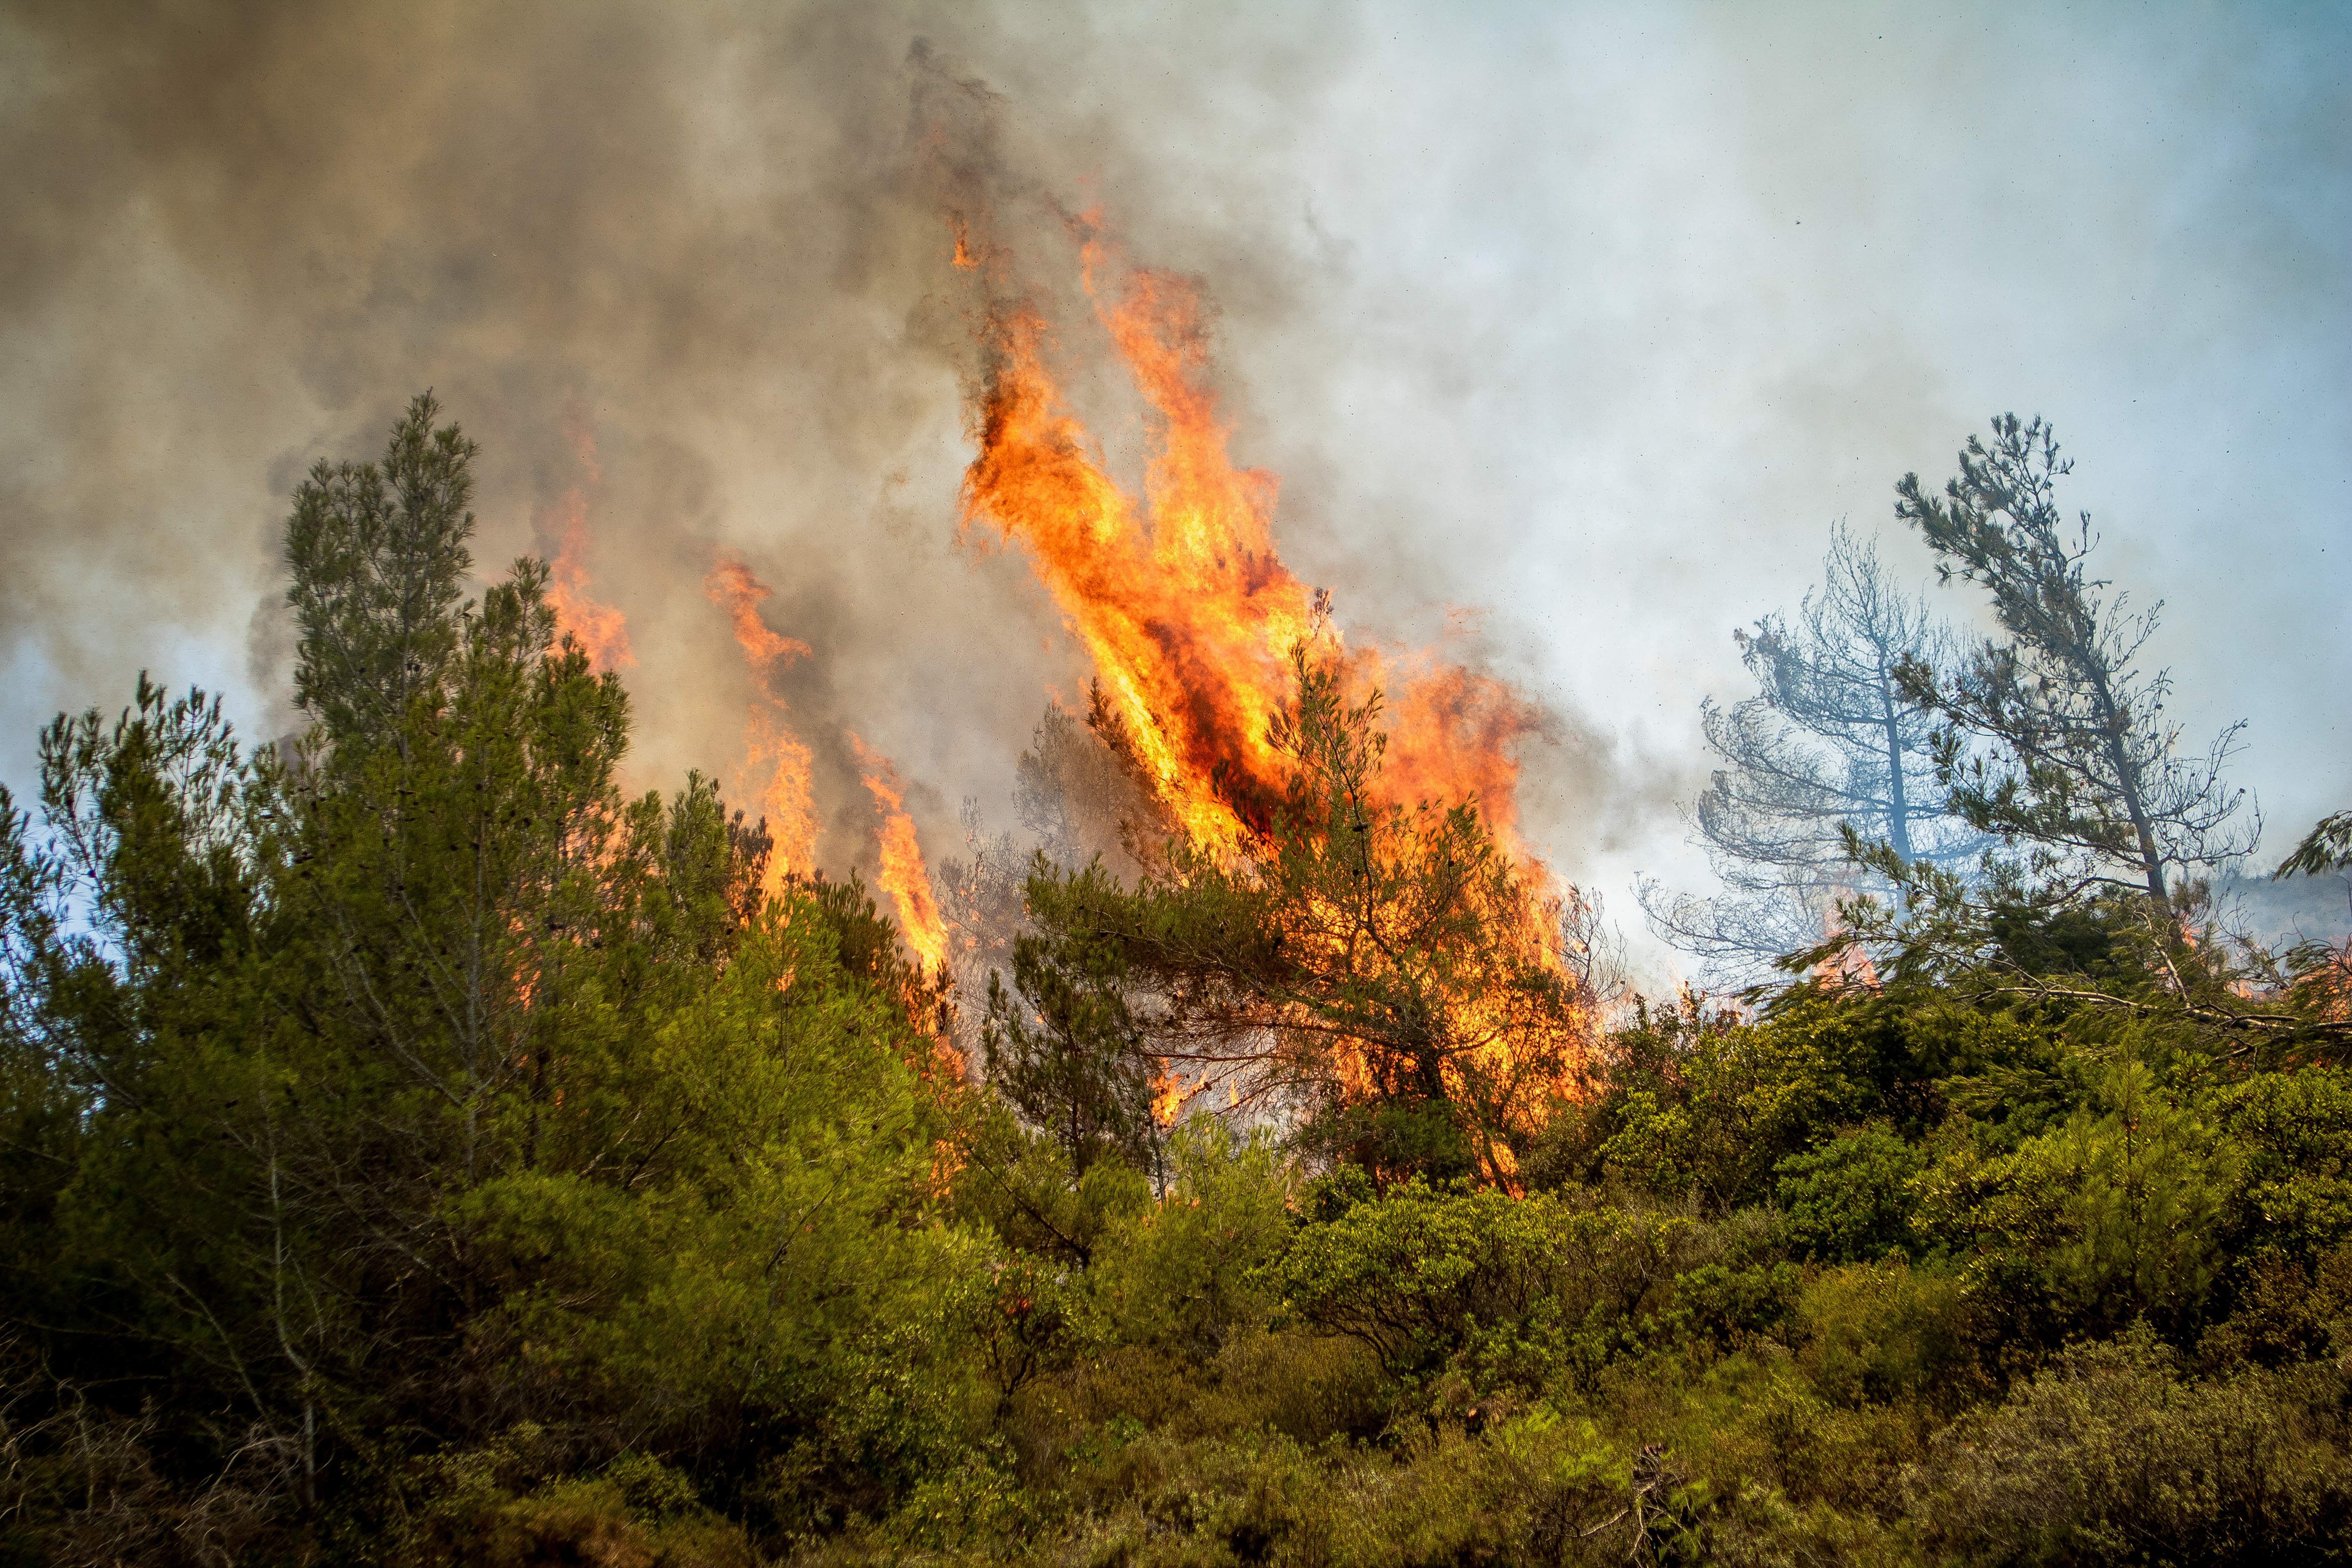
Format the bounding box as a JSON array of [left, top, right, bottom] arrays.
[[3, 1, 2343, 978]]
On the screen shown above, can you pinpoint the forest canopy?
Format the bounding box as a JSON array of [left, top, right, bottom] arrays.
[[2, 400, 2349, 1566]]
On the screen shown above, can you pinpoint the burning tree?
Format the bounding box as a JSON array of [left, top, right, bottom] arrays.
[[997, 645, 1590, 1189], [917, 177, 1592, 1177]]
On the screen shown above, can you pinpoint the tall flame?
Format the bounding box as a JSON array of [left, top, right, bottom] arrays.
[[849, 733, 952, 977], [539, 411, 633, 672], [957, 222, 1547, 859], [703, 556, 818, 889], [952, 209, 1583, 1162]]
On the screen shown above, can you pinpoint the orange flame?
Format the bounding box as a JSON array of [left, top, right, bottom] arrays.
[[539, 411, 633, 672], [951, 208, 1582, 1167], [849, 733, 951, 978], [704, 556, 818, 889], [705, 558, 814, 673], [1149, 1061, 1198, 1128], [956, 222, 1546, 858]]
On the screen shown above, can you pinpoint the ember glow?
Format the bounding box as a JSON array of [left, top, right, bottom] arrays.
[[703, 557, 819, 888]]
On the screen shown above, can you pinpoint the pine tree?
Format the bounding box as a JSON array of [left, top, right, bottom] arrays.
[[284, 391, 479, 753], [1894, 414, 2257, 915], [1012, 645, 1589, 1186]]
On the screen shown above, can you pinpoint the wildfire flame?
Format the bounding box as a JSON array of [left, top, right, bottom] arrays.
[[703, 556, 818, 889], [1813, 885, 1883, 992], [1149, 1061, 1197, 1128], [539, 410, 633, 673], [956, 220, 1547, 859], [949, 205, 1585, 1165], [849, 733, 952, 978]]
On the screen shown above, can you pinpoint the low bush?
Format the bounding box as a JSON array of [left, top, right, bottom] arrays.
[[1260, 1180, 1700, 1391], [1901, 1328, 2352, 1564], [1788, 1257, 1974, 1411], [1775, 1126, 1927, 1263]]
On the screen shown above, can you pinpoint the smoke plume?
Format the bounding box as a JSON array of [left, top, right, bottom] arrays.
[[6, 2, 2340, 967]]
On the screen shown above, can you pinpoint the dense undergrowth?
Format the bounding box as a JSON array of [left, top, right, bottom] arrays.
[[5, 399, 2350, 1566]]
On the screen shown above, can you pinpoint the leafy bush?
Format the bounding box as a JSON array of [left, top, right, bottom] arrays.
[[1918, 1059, 2241, 1340], [1260, 1181, 1698, 1390], [1788, 1257, 1972, 1411], [1084, 1121, 1294, 1359], [1775, 1125, 1926, 1263], [1658, 1260, 1802, 1355], [2219, 1065, 2352, 1262], [2200, 1239, 2352, 1372], [1902, 1329, 2352, 1564], [412, 1430, 757, 1567], [993, 1416, 1709, 1568], [1592, 1000, 1884, 1208]]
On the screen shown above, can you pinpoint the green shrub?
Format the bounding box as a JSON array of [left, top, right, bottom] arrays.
[[1037, 1416, 1712, 1568], [1659, 1261, 1802, 1356], [1789, 1257, 1972, 1411], [1596, 1348, 1921, 1527], [1918, 1059, 2241, 1341], [1213, 1329, 1389, 1445], [1776, 1126, 1926, 1263], [1259, 1181, 1697, 1391], [1901, 1328, 2352, 1564], [2201, 1239, 2352, 1372], [1593, 999, 1885, 1209], [2220, 1065, 2352, 1262], [412, 1432, 757, 1567], [1084, 1121, 1294, 1359], [1599, 1089, 1704, 1200]]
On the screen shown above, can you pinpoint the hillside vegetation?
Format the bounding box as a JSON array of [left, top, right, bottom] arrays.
[[2, 400, 2348, 1566]]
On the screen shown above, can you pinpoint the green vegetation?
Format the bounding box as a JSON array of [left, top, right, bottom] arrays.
[[2, 401, 2348, 1565]]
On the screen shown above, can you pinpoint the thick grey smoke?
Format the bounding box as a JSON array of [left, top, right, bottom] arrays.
[[2, 1, 2344, 976], [0, 0, 1626, 903], [0, 2, 1301, 872]]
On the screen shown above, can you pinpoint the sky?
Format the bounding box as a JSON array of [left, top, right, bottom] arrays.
[[2, 0, 2344, 982]]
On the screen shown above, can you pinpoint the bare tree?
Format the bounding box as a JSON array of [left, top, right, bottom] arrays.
[[1645, 523, 1988, 985], [1560, 884, 1633, 1022], [1895, 414, 2258, 915]]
